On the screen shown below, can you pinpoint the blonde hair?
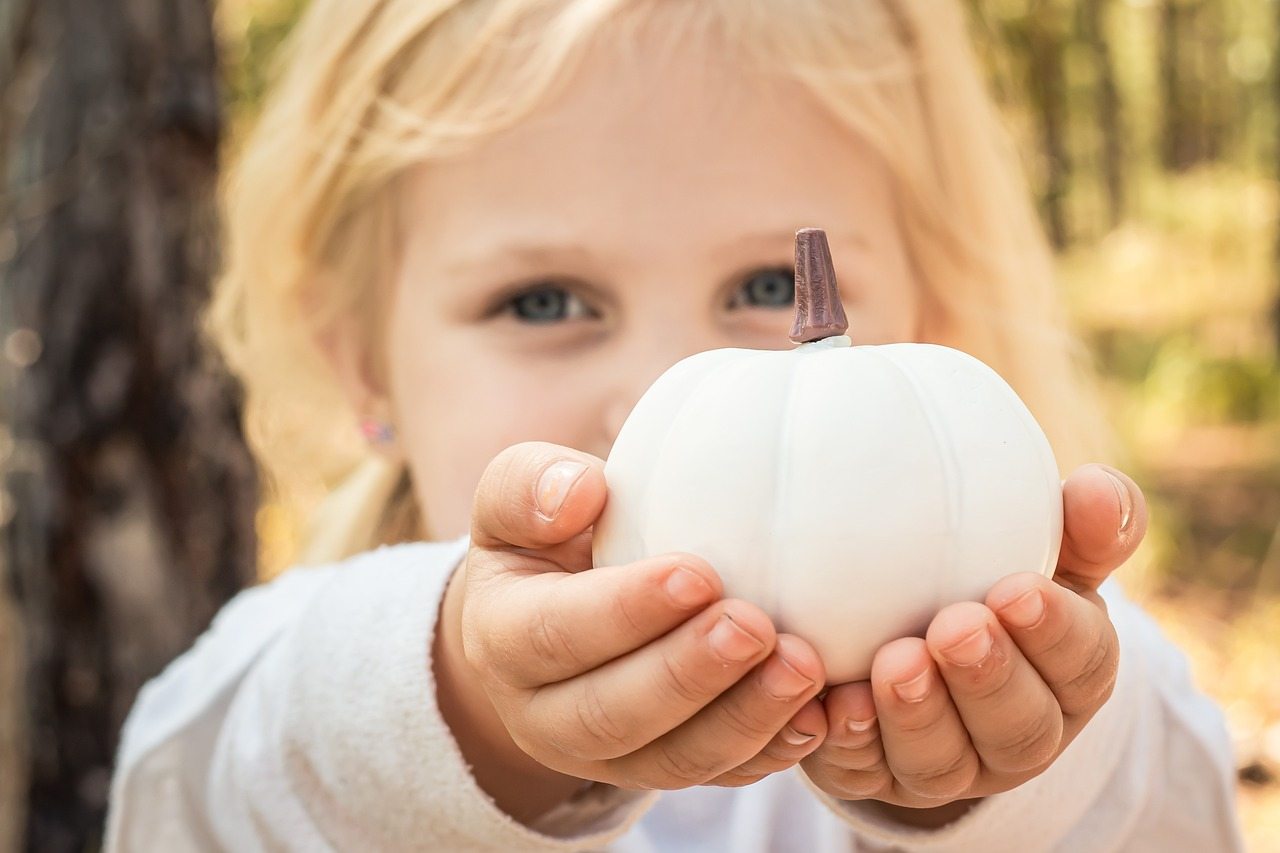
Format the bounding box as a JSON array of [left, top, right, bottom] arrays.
[[210, 0, 1112, 567]]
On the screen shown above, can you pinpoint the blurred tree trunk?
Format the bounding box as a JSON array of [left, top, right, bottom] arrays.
[[1160, 0, 1191, 170], [0, 0, 258, 850], [1160, 0, 1226, 171], [1024, 0, 1072, 249], [1274, 0, 1280, 352], [1080, 0, 1125, 229], [1198, 0, 1229, 163]]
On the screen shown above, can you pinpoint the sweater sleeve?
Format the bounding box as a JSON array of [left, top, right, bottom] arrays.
[[105, 536, 658, 852], [803, 580, 1245, 852]]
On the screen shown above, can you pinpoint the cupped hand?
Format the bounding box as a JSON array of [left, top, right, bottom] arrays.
[[461, 441, 829, 791], [800, 464, 1148, 815]]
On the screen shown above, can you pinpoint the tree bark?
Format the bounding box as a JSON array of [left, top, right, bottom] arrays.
[[0, 0, 258, 849]]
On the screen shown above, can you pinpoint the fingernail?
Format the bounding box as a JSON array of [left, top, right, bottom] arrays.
[[892, 668, 931, 703], [1103, 468, 1134, 535], [940, 626, 993, 667], [782, 725, 817, 746], [709, 614, 765, 663], [762, 654, 815, 700], [535, 460, 587, 520], [1000, 589, 1046, 629], [666, 566, 713, 608], [846, 716, 876, 734]]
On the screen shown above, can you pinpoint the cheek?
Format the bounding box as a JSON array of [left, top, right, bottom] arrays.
[[845, 249, 921, 345], [384, 327, 594, 538]]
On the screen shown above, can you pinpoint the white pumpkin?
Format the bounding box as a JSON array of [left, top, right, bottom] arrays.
[[591, 230, 1063, 684]]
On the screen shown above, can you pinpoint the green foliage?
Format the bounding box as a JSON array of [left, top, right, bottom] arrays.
[[220, 0, 308, 125], [1142, 336, 1280, 425]]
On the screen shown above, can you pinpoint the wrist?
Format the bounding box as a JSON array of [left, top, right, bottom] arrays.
[[433, 559, 586, 824]]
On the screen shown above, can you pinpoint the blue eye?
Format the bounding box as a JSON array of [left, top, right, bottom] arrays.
[[502, 285, 594, 324], [731, 268, 795, 309]]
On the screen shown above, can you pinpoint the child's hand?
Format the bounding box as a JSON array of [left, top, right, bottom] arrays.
[[460, 442, 829, 791], [800, 464, 1148, 817]]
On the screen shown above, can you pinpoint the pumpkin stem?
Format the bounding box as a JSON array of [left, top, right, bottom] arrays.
[[790, 228, 850, 344]]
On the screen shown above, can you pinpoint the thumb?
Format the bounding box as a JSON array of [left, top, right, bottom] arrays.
[[469, 441, 607, 552], [1055, 463, 1147, 594]]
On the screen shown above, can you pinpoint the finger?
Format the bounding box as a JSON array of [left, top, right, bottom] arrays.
[[521, 600, 776, 761], [469, 441, 606, 556], [709, 698, 828, 787], [611, 634, 824, 789], [800, 681, 893, 800], [926, 601, 1063, 776], [481, 553, 723, 688], [871, 638, 980, 802], [1056, 464, 1147, 593], [987, 573, 1120, 721]]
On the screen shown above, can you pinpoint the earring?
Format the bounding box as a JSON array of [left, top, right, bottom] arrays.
[[359, 418, 397, 445]]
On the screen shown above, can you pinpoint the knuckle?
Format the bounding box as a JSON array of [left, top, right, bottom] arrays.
[[1030, 611, 1076, 660], [897, 750, 978, 800], [1058, 635, 1118, 715], [657, 653, 710, 707], [821, 739, 886, 772], [611, 592, 650, 642], [963, 655, 1017, 703], [650, 743, 717, 789], [803, 752, 893, 801], [716, 696, 780, 743], [660, 737, 721, 783], [831, 766, 895, 800], [987, 710, 1061, 772], [892, 711, 944, 741], [711, 771, 767, 788], [738, 749, 791, 778], [528, 608, 583, 673], [573, 683, 631, 758], [507, 726, 552, 767], [460, 620, 508, 683]]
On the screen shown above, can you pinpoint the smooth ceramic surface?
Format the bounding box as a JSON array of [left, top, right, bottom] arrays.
[[591, 336, 1064, 683]]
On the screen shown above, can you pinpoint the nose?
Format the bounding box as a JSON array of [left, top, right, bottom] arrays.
[[602, 398, 633, 445], [600, 334, 714, 450]]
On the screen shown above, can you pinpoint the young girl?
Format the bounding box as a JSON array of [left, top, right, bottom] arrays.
[[106, 0, 1244, 849]]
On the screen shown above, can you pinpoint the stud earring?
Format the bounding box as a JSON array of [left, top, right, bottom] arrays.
[[359, 418, 396, 445]]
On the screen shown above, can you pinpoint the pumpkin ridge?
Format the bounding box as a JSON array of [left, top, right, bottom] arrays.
[[868, 346, 963, 619], [767, 351, 804, 630], [600, 349, 740, 565], [636, 351, 770, 562]]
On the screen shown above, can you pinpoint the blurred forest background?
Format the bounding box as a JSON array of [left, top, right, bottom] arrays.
[[1, 0, 1279, 849]]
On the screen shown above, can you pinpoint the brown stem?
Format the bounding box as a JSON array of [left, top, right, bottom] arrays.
[[790, 227, 849, 343]]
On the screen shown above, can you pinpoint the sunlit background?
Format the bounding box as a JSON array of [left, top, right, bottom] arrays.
[[232, 0, 1280, 840], [2, 0, 1278, 849], [221, 1, 1280, 847]]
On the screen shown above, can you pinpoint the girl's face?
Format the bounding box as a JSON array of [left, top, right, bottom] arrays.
[[369, 33, 922, 540]]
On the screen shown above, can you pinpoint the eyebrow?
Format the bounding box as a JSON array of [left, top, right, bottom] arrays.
[[439, 241, 602, 277], [440, 227, 868, 277]]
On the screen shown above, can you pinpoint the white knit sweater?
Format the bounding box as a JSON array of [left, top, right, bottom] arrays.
[[104, 536, 1244, 852]]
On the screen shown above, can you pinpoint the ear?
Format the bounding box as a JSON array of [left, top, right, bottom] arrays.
[[314, 313, 402, 459]]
